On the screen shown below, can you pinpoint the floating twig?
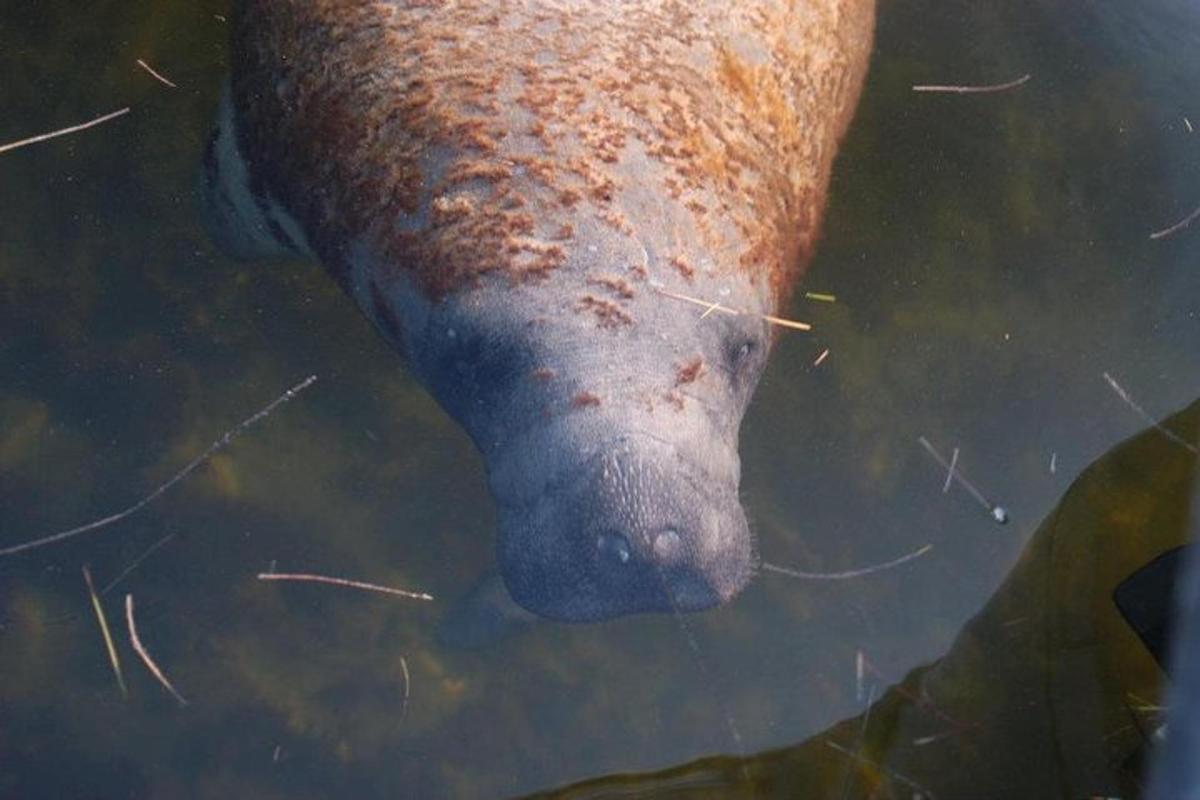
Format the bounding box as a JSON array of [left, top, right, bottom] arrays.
[[256, 572, 433, 601], [761, 544, 932, 581], [917, 437, 1009, 523], [1049, 452, 1057, 474], [826, 740, 936, 799], [941, 447, 959, 494], [1185, 117, 1194, 134], [399, 656, 411, 720], [813, 348, 830, 367], [805, 291, 837, 303], [0, 107, 131, 156], [838, 684, 877, 800], [857, 650, 977, 733], [1102, 372, 1198, 454], [83, 566, 127, 698], [100, 533, 177, 596], [855, 650, 866, 703], [136, 59, 178, 88], [912, 73, 1031, 94], [656, 288, 812, 331], [0, 375, 318, 558], [1150, 204, 1200, 241], [125, 594, 188, 706]]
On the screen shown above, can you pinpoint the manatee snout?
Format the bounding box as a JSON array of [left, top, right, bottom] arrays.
[[496, 436, 754, 622]]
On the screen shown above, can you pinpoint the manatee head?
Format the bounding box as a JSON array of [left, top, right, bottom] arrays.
[[393, 254, 770, 623]]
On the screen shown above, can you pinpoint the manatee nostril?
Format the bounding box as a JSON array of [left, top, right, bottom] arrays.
[[596, 531, 632, 565], [653, 528, 682, 561]]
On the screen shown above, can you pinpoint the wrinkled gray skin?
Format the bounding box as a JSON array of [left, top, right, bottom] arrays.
[[202, 90, 767, 628]]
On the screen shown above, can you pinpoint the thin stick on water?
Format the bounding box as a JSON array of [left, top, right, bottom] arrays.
[[826, 740, 936, 799], [83, 566, 127, 698], [1049, 452, 1057, 474], [942, 447, 959, 494], [855, 650, 866, 703], [399, 656, 411, 720], [125, 594, 188, 706], [761, 544, 932, 581], [805, 292, 837, 303], [0, 107, 131, 156], [100, 533, 177, 596], [912, 73, 1031, 94], [917, 437, 1009, 524], [698, 299, 724, 320], [1150, 204, 1200, 241], [135, 59, 177, 88], [1102, 372, 1198, 455], [813, 348, 830, 367], [256, 572, 434, 601], [0, 375, 318, 558], [656, 288, 812, 331], [838, 684, 877, 800]]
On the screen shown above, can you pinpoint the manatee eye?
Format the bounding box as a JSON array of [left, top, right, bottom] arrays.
[[725, 337, 759, 382]]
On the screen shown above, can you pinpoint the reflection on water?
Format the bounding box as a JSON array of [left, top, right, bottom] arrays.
[[0, 0, 1197, 797]]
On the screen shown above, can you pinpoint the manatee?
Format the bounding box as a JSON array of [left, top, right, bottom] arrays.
[[201, 1, 875, 623]]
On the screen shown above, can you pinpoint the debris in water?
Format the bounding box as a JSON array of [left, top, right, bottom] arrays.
[[762, 544, 932, 581], [942, 447, 959, 494], [100, 533, 177, 596], [256, 572, 433, 601], [400, 656, 411, 720], [136, 59, 177, 88], [855, 650, 866, 703], [1102, 372, 1198, 454], [912, 73, 1031, 94], [826, 740, 936, 799], [805, 291, 837, 303], [83, 566, 127, 698], [1049, 452, 1057, 474], [0, 375, 318, 558], [655, 288, 812, 331], [0, 107, 131, 156], [125, 594, 188, 706], [1185, 116, 1194, 133], [917, 437, 1009, 524], [813, 348, 831, 367], [1150, 203, 1200, 241]]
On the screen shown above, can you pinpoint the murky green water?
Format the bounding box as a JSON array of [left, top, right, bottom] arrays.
[[1, 1, 1197, 797]]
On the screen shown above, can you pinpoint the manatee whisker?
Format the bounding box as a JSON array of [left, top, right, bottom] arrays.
[[0, 375, 318, 558], [256, 571, 434, 601], [761, 544, 932, 581]]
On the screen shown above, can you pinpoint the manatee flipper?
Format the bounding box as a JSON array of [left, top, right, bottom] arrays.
[[438, 570, 541, 650], [199, 83, 313, 262]]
